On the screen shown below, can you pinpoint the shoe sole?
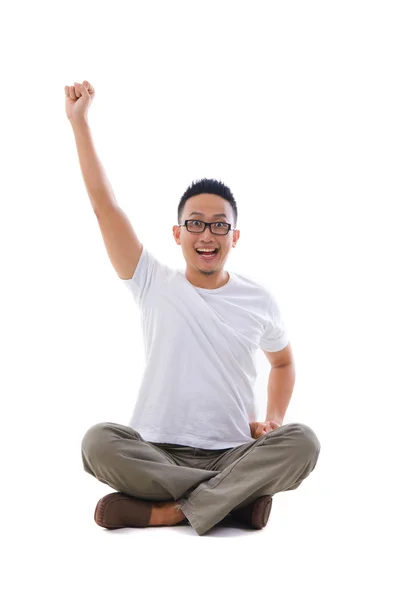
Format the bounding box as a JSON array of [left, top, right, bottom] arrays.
[[94, 492, 152, 529], [252, 495, 272, 529]]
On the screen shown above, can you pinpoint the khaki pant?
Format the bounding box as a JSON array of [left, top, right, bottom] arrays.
[[81, 421, 321, 536]]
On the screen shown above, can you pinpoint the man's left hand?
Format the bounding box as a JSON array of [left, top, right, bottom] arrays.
[[249, 420, 281, 439]]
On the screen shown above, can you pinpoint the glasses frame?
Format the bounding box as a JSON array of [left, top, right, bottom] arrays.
[[180, 219, 236, 235]]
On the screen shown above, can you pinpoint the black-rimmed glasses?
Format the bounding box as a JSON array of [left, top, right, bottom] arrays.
[[180, 220, 235, 235]]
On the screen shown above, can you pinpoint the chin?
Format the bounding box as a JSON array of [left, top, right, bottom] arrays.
[[199, 269, 218, 276]]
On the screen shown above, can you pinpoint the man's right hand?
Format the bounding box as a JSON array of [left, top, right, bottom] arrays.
[[64, 80, 95, 123]]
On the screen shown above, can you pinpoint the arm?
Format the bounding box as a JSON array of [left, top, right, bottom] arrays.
[[250, 347, 295, 438], [65, 80, 117, 215], [265, 362, 296, 424], [263, 342, 295, 424], [66, 81, 143, 279], [71, 119, 118, 215]]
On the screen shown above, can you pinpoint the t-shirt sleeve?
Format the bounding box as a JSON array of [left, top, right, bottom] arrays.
[[121, 245, 173, 308], [259, 288, 289, 352]]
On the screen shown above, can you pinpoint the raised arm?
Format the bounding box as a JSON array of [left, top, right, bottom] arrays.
[[65, 81, 143, 279]]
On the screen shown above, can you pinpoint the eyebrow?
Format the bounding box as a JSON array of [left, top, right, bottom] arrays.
[[188, 212, 228, 219]]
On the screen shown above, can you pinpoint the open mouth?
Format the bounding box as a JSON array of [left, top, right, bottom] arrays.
[[196, 248, 219, 260]]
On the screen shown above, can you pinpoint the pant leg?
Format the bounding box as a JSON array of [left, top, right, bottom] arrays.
[[81, 422, 224, 501], [176, 422, 321, 536]]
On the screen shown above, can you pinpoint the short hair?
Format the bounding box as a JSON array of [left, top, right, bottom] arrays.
[[177, 178, 238, 227]]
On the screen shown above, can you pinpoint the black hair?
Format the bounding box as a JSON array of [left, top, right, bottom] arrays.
[[177, 178, 238, 227]]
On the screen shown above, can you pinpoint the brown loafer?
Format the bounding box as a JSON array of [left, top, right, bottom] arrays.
[[94, 492, 153, 529], [230, 495, 273, 530]]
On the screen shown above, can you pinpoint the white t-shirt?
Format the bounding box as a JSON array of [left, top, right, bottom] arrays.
[[122, 246, 289, 449]]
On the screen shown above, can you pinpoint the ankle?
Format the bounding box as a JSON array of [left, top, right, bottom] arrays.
[[149, 505, 164, 526], [149, 502, 185, 526]]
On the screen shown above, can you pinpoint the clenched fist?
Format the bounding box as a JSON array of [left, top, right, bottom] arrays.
[[64, 80, 95, 123]]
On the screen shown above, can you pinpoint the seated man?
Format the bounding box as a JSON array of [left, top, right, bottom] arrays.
[[66, 80, 321, 536]]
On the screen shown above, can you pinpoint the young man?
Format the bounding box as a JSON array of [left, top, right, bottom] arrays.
[[66, 80, 321, 536]]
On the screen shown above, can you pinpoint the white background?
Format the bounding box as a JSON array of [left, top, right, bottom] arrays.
[[1, 1, 396, 598]]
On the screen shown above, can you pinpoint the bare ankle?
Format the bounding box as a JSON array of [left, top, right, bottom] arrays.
[[148, 505, 163, 526], [149, 502, 185, 526]]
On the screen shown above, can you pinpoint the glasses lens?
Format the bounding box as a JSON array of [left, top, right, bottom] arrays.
[[187, 220, 205, 232], [186, 221, 229, 234], [211, 222, 229, 235]]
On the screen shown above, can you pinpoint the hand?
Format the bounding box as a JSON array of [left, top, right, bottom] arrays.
[[64, 80, 95, 123], [249, 420, 281, 439]]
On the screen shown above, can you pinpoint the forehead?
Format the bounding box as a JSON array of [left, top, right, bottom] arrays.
[[184, 194, 231, 219]]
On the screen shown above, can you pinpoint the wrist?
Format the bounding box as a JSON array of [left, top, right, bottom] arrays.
[[70, 117, 90, 132], [266, 416, 283, 425]]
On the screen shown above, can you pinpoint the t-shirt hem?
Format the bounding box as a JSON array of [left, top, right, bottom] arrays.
[[135, 430, 251, 450], [260, 336, 289, 352]]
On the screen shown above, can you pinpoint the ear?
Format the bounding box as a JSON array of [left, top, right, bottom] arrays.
[[173, 225, 181, 245]]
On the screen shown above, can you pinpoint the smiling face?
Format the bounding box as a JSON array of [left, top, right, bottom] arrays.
[[173, 193, 240, 289]]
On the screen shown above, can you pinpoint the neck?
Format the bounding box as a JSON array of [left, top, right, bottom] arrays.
[[185, 267, 230, 290]]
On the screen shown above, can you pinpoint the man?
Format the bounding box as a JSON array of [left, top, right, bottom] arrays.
[[65, 80, 321, 536]]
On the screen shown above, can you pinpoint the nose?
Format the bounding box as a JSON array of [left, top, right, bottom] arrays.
[[201, 233, 216, 244]]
